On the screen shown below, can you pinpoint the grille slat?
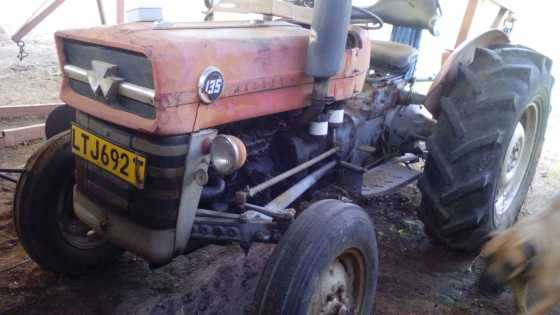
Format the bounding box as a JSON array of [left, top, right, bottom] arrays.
[[64, 39, 156, 119], [75, 112, 190, 230]]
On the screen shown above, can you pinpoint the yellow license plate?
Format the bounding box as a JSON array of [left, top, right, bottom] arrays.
[[71, 124, 146, 189]]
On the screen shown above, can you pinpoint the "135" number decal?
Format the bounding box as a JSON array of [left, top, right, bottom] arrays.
[[198, 67, 225, 103], [204, 77, 223, 95]]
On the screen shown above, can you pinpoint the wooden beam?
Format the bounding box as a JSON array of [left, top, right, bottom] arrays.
[[96, 0, 107, 25], [0, 124, 45, 148], [116, 0, 125, 24], [11, 0, 66, 43], [213, 0, 313, 25], [0, 103, 62, 118], [455, 0, 479, 48]]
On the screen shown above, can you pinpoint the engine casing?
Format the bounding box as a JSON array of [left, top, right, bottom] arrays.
[[56, 21, 370, 135]]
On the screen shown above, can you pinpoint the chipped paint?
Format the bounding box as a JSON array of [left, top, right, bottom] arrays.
[[56, 22, 370, 135]]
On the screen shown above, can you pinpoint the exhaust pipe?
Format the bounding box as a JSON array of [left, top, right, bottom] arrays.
[[305, 0, 353, 78], [302, 0, 352, 135]]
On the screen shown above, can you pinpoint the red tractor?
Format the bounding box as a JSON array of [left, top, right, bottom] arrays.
[[13, 0, 553, 313]]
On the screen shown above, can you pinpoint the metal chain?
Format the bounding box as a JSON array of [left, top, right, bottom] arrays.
[[16, 40, 29, 62]]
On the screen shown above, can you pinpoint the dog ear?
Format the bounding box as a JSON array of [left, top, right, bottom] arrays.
[[522, 242, 537, 260]]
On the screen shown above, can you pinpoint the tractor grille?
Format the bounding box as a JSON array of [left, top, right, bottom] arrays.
[[74, 111, 189, 230], [63, 39, 156, 119]]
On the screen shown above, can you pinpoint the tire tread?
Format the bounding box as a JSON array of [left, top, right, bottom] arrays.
[[418, 44, 553, 251]]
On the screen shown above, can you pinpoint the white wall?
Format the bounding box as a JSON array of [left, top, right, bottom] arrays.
[[0, 1, 207, 34], [0, 0, 557, 101]]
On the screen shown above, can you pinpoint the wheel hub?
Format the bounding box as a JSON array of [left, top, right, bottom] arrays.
[[503, 123, 525, 185], [316, 259, 351, 315], [495, 102, 539, 222], [56, 177, 105, 249], [310, 250, 365, 315]]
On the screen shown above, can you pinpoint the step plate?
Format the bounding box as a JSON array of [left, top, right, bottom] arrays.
[[362, 162, 421, 198]]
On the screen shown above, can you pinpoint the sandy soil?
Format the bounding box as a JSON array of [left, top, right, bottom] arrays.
[[1, 30, 559, 315]]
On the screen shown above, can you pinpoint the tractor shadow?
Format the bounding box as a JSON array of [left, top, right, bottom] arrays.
[[363, 184, 534, 315], [2, 183, 559, 315]]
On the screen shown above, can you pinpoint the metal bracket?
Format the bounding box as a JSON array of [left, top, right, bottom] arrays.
[[242, 203, 296, 221], [16, 41, 28, 62], [338, 161, 365, 197], [191, 209, 285, 245], [174, 129, 217, 255]]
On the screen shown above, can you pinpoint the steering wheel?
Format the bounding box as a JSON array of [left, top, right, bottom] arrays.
[[351, 6, 384, 30], [287, 1, 383, 30]]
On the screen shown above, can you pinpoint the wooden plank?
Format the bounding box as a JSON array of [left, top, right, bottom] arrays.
[[441, 49, 454, 66], [212, 0, 313, 24], [116, 0, 125, 24], [0, 124, 45, 148], [11, 0, 67, 43], [0, 103, 62, 118], [455, 0, 479, 48]]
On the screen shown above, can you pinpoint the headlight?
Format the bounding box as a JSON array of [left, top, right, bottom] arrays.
[[210, 135, 247, 175]]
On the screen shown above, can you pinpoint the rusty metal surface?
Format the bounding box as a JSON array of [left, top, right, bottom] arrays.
[[0, 124, 45, 148], [56, 23, 370, 135], [0, 103, 63, 118], [424, 30, 510, 118]]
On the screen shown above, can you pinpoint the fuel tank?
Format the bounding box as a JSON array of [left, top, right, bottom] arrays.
[[55, 21, 370, 135]]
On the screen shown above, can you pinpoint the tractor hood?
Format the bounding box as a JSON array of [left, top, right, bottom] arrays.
[[55, 21, 370, 134]]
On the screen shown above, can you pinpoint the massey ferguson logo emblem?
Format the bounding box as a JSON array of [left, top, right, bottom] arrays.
[[87, 60, 124, 101]]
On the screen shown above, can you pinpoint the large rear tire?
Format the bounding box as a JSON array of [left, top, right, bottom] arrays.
[[13, 131, 122, 275], [253, 200, 379, 315], [418, 45, 554, 251]]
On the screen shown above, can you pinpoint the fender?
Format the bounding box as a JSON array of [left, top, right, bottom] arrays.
[[424, 30, 510, 118], [45, 104, 75, 139]]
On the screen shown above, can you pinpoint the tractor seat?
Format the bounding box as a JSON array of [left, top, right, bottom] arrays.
[[370, 40, 419, 73]]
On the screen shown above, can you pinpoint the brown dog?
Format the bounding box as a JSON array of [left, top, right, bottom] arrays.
[[479, 194, 560, 315]]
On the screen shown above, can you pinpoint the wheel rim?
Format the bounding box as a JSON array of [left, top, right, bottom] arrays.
[[309, 249, 366, 315], [56, 176, 106, 249], [494, 101, 539, 224]]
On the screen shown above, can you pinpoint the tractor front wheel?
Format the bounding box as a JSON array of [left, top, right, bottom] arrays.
[[13, 131, 122, 275], [253, 199, 379, 315], [418, 44, 554, 251]]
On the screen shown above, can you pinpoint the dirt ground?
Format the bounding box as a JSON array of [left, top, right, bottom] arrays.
[[1, 31, 559, 315]]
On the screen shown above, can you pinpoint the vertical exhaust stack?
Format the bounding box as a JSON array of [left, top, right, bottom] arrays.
[[305, 0, 353, 79], [304, 0, 353, 136]]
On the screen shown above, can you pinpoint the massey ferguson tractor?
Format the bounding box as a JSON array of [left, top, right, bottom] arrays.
[[13, 0, 553, 313]]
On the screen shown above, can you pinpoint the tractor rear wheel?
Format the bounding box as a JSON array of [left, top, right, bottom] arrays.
[[253, 199, 378, 315], [418, 45, 554, 251]]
